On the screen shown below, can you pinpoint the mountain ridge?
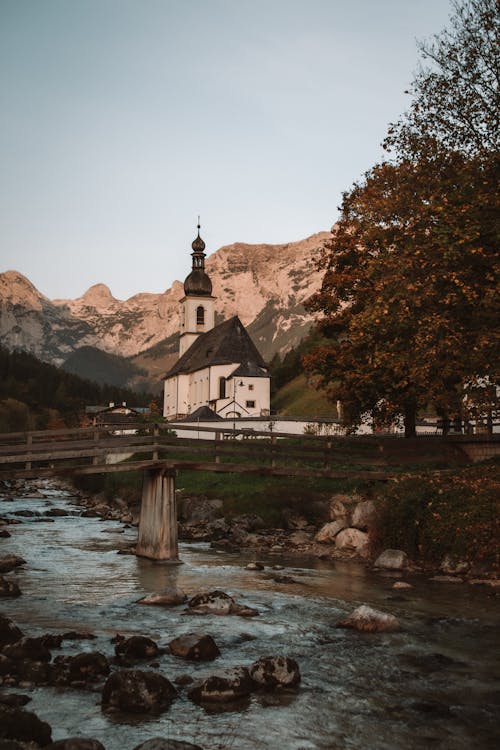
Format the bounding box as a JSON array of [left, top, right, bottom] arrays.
[[0, 231, 331, 387]]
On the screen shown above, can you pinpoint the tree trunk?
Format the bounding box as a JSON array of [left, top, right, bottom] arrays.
[[404, 402, 417, 438]]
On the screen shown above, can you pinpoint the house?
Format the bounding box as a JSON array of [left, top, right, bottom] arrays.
[[85, 402, 142, 433], [163, 225, 271, 421]]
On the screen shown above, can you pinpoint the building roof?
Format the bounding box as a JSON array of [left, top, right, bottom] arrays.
[[181, 405, 224, 422], [164, 316, 269, 379]]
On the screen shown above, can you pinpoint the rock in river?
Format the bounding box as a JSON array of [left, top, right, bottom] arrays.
[[0, 556, 25, 574], [187, 666, 254, 704], [0, 616, 23, 647], [0, 705, 52, 746], [0, 576, 21, 598], [187, 590, 259, 617], [132, 739, 204, 750], [138, 588, 187, 606], [102, 669, 176, 714], [373, 549, 409, 570], [249, 656, 301, 689], [44, 740, 106, 750], [115, 635, 160, 660], [168, 633, 220, 662], [337, 605, 400, 633]]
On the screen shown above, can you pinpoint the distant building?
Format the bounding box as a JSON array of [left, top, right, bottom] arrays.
[[85, 402, 143, 433], [163, 225, 271, 421]]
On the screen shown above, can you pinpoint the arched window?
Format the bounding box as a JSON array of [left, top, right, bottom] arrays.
[[219, 377, 226, 399], [196, 305, 205, 326]]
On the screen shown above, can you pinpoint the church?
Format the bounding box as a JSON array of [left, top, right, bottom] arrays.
[[163, 225, 271, 421]]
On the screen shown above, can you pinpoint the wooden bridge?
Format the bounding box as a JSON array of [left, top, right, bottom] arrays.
[[0, 423, 497, 562]]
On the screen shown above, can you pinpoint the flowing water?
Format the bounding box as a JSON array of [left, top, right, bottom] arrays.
[[1, 482, 499, 750]]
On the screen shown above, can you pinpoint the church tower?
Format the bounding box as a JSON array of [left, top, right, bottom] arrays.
[[179, 224, 216, 357]]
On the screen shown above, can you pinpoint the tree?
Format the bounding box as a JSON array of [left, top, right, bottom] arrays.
[[305, 0, 499, 436], [385, 0, 499, 160]]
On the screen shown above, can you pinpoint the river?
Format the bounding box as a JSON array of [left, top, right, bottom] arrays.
[[1, 481, 499, 750]]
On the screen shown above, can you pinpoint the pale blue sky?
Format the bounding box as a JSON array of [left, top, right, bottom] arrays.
[[1, 0, 452, 300]]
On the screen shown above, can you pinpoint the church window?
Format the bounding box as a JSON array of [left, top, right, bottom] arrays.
[[246, 400, 255, 408], [219, 377, 226, 399], [248, 384, 254, 391], [197, 306, 205, 325]]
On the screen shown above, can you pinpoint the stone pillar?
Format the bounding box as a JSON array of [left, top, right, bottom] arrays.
[[136, 469, 179, 561]]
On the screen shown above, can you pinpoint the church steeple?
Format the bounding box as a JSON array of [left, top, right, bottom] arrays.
[[179, 222, 216, 357], [183, 222, 212, 296]]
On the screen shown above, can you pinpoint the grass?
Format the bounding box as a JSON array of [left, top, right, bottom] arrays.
[[272, 373, 338, 418]]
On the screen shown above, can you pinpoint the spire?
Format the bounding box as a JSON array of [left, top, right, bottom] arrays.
[[183, 220, 212, 296]]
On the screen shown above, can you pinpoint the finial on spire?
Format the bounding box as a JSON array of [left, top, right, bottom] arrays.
[[197, 215, 201, 234]]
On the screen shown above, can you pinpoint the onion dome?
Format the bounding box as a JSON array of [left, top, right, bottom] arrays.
[[184, 223, 213, 296]]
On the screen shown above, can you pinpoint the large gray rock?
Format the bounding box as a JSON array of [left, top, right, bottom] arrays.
[[351, 500, 376, 531], [337, 605, 400, 633], [179, 497, 223, 523], [168, 633, 220, 662], [315, 521, 346, 543], [328, 495, 357, 524], [187, 590, 258, 617], [373, 549, 409, 570], [249, 656, 301, 689], [335, 528, 370, 557], [440, 554, 470, 575], [102, 669, 176, 714], [187, 667, 254, 705], [2, 637, 52, 663], [68, 652, 110, 682]]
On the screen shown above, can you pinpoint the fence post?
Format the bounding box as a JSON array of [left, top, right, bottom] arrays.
[[215, 431, 221, 464], [324, 439, 332, 470], [92, 430, 99, 465], [153, 424, 159, 461], [271, 434, 277, 468], [25, 433, 32, 471]]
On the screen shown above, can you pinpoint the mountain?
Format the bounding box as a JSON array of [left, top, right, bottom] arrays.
[[0, 231, 331, 388]]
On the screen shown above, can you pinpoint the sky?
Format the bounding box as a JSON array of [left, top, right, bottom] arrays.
[[0, 0, 453, 301]]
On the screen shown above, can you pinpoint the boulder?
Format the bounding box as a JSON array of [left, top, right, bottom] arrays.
[[2, 637, 52, 663], [168, 633, 220, 662], [138, 588, 187, 607], [245, 562, 264, 571], [115, 636, 159, 660], [44, 740, 106, 750], [0, 695, 31, 708], [249, 656, 301, 689], [334, 528, 370, 557], [68, 652, 110, 682], [0, 530, 11, 538], [187, 667, 254, 704], [288, 531, 312, 546], [186, 590, 258, 617], [0, 556, 25, 575], [440, 554, 470, 575], [315, 521, 346, 543], [0, 577, 21, 598], [102, 669, 176, 714], [337, 605, 400, 633], [16, 659, 53, 685], [373, 549, 410, 570], [351, 500, 376, 531], [179, 497, 223, 523], [132, 739, 204, 750], [0, 706, 52, 745], [328, 495, 355, 524], [392, 581, 413, 590]]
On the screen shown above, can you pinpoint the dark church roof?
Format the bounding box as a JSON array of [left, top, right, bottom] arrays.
[[181, 405, 224, 422], [164, 316, 268, 379], [184, 225, 213, 296]]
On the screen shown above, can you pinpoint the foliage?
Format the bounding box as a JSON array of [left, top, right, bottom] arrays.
[[373, 461, 500, 569], [305, 0, 499, 436], [62, 346, 147, 388], [385, 0, 499, 160], [0, 345, 154, 431]]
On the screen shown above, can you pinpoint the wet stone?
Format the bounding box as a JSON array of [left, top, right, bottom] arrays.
[[2, 637, 52, 663], [44, 739, 106, 750], [0, 577, 21, 598], [337, 605, 400, 633], [0, 694, 31, 708], [132, 739, 204, 750], [68, 652, 110, 682], [187, 666, 254, 705], [0, 557, 25, 575], [114, 635, 160, 660], [168, 633, 220, 662], [249, 656, 301, 689], [0, 705, 52, 746], [0, 618, 23, 648], [101, 669, 176, 714]]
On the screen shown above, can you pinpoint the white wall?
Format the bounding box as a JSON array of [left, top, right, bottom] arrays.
[[179, 295, 215, 356]]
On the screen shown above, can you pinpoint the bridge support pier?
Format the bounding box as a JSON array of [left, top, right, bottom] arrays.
[[136, 469, 179, 561]]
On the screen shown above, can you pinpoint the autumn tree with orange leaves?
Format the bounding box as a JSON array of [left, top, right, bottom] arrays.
[[305, 0, 499, 437]]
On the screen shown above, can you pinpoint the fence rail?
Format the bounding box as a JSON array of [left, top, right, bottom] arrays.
[[0, 423, 497, 481]]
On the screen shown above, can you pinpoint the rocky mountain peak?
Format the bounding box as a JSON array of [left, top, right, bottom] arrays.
[[0, 270, 48, 310]]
